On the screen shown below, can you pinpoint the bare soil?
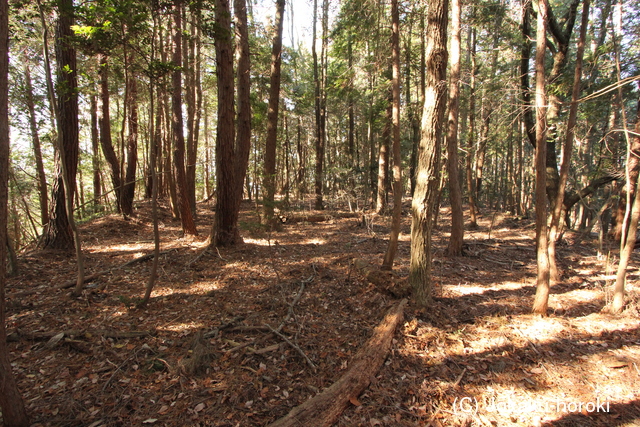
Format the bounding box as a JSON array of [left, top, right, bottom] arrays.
[[5, 199, 640, 427]]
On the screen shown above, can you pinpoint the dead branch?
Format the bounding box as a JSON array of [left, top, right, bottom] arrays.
[[267, 298, 408, 427], [266, 324, 317, 372], [282, 212, 361, 224]]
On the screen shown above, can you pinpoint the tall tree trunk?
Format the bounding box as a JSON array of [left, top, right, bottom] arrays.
[[532, 0, 551, 315], [376, 95, 391, 214], [313, 0, 328, 210], [466, 28, 478, 227], [446, 0, 464, 256], [263, 0, 286, 228], [382, 0, 402, 270], [548, 0, 590, 285], [409, 0, 448, 306], [90, 94, 102, 210], [0, 0, 30, 422], [23, 64, 49, 225], [212, 0, 238, 245], [185, 7, 198, 214], [121, 75, 138, 217], [172, 0, 197, 236], [40, 0, 81, 251], [98, 55, 122, 213]]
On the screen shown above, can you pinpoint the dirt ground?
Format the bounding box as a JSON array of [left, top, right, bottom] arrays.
[[4, 199, 640, 427]]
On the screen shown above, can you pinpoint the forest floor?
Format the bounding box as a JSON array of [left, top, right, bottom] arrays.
[[4, 198, 640, 427]]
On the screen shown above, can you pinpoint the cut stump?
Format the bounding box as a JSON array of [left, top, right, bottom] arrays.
[[268, 298, 408, 427]]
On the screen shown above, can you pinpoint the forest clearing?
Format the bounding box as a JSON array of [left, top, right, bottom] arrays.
[[4, 200, 640, 427]]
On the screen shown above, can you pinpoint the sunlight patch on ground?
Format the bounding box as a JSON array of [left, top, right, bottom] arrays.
[[301, 238, 326, 245], [243, 237, 272, 246], [446, 281, 528, 296], [161, 321, 205, 333]]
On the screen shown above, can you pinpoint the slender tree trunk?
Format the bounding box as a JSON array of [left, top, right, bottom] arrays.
[[23, 65, 49, 225], [466, 28, 478, 227], [313, 0, 328, 210], [212, 0, 238, 245], [263, 0, 286, 228], [532, 0, 551, 315], [121, 75, 138, 217], [0, 0, 29, 422], [382, 0, 402, 270], [548, 0, 590, 285], [446, 0, 464, 256], [90, 94, 102, 210], [98, 55, 122, 213], [409, 0, 448, 306], [376, 95, 391, 214], [232, 0, 251, 214], [172, 0, 197, 236], [185, 7, 198, 214]]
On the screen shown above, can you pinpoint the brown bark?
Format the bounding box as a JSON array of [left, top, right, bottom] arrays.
[[263, 0, 286, 228], [466, 28, 478, 227], [0, 0, 30, 422], [40, 0, 80, 251], [185, 8, 198, 214], [90, 94, 102, 210], [212, 0, 238, 246], [382, 0, 402, 270], [98, 55, 122, 213], [268, 299, 407, 427], [313, 0, 328, 210], [376, 95, 391, 214], [548, 0, 590, 285], [409, 0, 448, 306], [446, 0, 464, 256], [172, 0, 197, 236], [532, 0, 551, 315], [121, 76, 138, 217]]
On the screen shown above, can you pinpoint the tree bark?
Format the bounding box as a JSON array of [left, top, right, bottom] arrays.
[[0, 0, 30, 422], [90, 94, 102, 210], [98, 55, 122, 213], [212, 0, 238, 246], [532, 0, 551, 315], [446, 0, 464, 256], [172, 0, 197, 236], [375, 94, 391, 214], [232, 0, 252, 215], [382, 0, 402, 270], [263, 0, 286, 228], [548, 0, 590, 285], [409, 0, 448, 306], [466, 28, 478, 227], [121, 74, 138, 217]]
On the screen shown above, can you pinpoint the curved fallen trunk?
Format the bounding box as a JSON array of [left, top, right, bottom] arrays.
[[268, 298, 407, 427]]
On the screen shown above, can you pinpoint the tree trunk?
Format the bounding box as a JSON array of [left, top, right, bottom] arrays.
[[172, 0, 197, 236], [532, 0, 551, 315], [263, 0, 286, 228], [121, 75, 138, 217], [375, 95, 391, 214], [0, 0, 30, 422], [466, 28, 478, 227], [40, 0, 81, 252], [548, 0, 590, 285], [233, 0, 251, 206], [90, 93, 102, 210], [382, 0, 402, 270], [446, 0, 464, 256], [409, 0, 448, 306], [313, 0, 328, 210], [185, 7, 198, 214], [23, 65, 49, 226], [98, 55, 122, 213], [212, 0, 238, 246]]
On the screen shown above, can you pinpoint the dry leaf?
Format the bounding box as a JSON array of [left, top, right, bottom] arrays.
[[349, 396, 362, 406], [194, 402, 205, 412]]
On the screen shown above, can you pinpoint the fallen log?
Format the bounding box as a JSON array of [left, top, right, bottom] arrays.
[[267, 298, 407, 427]]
